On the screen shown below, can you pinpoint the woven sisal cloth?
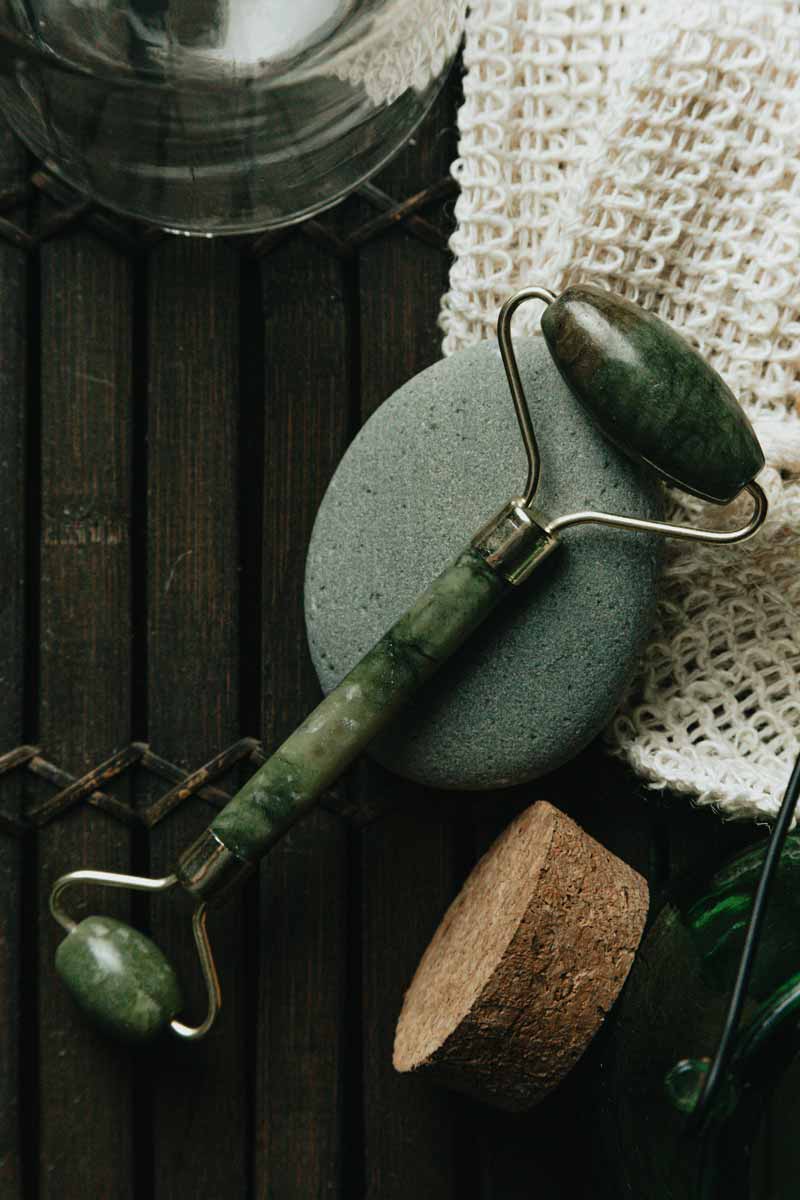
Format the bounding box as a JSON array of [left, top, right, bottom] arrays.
[[440, 1, 800, 820]]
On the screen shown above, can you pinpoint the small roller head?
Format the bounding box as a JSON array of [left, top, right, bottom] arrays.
[[55, 915, 182, 1043]]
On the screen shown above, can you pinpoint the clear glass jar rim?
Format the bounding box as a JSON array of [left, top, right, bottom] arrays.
[[0, 0, 461, 93]]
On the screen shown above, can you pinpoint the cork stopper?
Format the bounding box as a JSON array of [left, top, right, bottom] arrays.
[[393, 800, 649, 1111]]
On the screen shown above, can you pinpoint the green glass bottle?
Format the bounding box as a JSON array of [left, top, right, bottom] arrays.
[[599, 833, 800, 1199]]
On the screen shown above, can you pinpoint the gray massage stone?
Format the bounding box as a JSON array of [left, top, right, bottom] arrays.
[[304, 337, 664, 790]]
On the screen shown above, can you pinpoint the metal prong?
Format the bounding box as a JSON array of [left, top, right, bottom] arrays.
[[49, 868, 177, 934], [497, 286, 557, 507], [545, 479, 768, 545], [170, 904, 221, 1041]]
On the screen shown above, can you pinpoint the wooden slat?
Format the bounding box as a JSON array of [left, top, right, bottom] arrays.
[[146, 238, 247, 1200], [36, 227, 134, 1198], [463, 762, 651, 1200], [254, 236, 350, 1199], [361, 780, 466, 1198], [357, 78, 462, 1200], [473, 1106, 568, 1199], [0, 128, 28, 1198]]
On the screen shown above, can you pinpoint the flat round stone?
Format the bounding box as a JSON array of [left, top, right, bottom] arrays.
[[304, 337, 664, 790]]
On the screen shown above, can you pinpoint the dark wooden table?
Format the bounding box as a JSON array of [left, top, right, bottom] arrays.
[[0, 71, 758, 1200]]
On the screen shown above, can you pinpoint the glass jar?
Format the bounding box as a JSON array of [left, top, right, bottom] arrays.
[[0, 0, 464, 233], [598, 832, 800, 1199]]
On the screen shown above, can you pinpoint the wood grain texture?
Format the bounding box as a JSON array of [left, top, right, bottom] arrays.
[[0, 78, 763, 1200], [361, 780, 464, 1199], [36, 226, 135, 1200], [146, 237, 247, 1200], [254, 236, 350, 1200], [0, 128, 27, 1199], [357, 76, 463, 1200]]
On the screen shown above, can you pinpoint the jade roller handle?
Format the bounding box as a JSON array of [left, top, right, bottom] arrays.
[[179, 503, 557, 882], [210, 546, 516, 863]]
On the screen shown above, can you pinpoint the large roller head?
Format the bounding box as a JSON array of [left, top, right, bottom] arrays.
[[540, 284, 764, 506]]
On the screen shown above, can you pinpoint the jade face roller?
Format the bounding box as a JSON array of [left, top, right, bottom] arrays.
[[49, 284, 769, 1043]]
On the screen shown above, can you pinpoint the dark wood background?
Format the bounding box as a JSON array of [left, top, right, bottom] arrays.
[[0, 69, 757, 1200]]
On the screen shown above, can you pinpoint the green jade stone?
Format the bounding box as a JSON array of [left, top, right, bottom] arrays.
[[55, 915, 182, 1043], [212, 547, 509, 862], [541, 284, 764, 504]]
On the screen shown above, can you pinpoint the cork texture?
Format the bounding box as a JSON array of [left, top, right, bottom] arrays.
[[393, 801, 649, 1111]]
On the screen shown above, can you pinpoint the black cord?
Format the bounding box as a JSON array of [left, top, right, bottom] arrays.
[[688, 750, 800, 1132]]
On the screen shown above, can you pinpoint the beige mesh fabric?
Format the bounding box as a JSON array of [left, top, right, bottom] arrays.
[[332, 0, 465, 105], [441, 1, 800, 819]]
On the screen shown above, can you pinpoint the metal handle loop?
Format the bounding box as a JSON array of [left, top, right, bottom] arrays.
[[170, 903, 221, 1041], [50, 868, 177, 933], [546, 479, 768, 546], [497, 287, 557, 506]]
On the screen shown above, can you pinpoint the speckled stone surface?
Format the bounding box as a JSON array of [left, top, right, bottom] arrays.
[[304, 336, 664, 790], [55, 915, 182, 1043]]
